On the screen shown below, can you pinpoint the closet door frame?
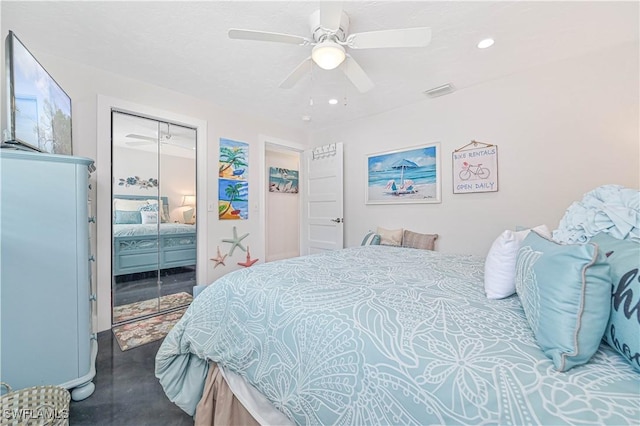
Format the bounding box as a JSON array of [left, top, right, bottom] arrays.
[[96, 95, 207, 332], [110, 111, 164, 324]]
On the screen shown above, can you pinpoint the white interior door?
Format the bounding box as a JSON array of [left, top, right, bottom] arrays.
[[301, 143, 344, 254]]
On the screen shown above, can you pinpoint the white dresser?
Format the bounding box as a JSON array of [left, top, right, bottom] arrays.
[[0, 149, 97, 401]]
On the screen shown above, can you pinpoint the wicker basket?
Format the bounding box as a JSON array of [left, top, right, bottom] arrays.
[[1, 383, 70, 426]]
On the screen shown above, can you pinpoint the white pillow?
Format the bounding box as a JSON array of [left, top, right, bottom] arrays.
[[484, 225, 550, 299], [377, 227, 403, 246], [147, 199, 171, 223], [140, 211, 158, 224], [113, 198, 149, 212]]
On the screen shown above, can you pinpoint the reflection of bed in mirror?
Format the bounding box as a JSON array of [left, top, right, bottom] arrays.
[[112, 195, 196, 276]]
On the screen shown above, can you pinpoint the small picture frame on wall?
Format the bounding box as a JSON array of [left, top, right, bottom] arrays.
[[366, 143, 441, 204], [452, 141, 498, 194], [269, 167, 299, 194]]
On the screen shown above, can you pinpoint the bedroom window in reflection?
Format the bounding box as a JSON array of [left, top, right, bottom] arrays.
[[111, 111, 197, 325]]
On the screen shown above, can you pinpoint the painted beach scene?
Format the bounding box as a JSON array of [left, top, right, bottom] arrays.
[[367, 144, 440, 204], [269, 167, 299, 193], [219, 179, 249, 220], [219, 138, 249, 219]]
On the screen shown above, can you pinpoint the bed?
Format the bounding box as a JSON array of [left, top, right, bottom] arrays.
[[112, 195, 196, 276], [155, 244, 640, 425]]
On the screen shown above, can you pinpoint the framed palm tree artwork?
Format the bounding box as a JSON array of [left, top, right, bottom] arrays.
[[219, 138, 249, 219]]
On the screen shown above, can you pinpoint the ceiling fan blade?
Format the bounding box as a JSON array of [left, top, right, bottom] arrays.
[[125, 140, 153, 147], [125, 133, 156, 142], [342, 55, 374, 93], [279, 57, 313, 89], [319, 1, 343, 32], [228, 29, 309, 45], [347, 27, 432, 49]]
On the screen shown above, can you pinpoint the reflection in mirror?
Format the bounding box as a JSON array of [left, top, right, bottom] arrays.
[[111, 111, 196, 324]]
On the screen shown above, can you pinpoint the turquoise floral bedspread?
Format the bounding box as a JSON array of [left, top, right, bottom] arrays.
[[156, 246, 640, 424]]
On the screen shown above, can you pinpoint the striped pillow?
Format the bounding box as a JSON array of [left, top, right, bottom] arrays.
[[361, 232, 381, 246]]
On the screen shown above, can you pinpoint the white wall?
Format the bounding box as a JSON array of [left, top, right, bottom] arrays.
[[112, 146, 196, 222], [0, 48, 307, 331], [266, 149, 300, 261], [310, 42, 640, 256]]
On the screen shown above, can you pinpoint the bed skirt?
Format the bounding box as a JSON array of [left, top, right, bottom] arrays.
[[195, 363, 259, 426]]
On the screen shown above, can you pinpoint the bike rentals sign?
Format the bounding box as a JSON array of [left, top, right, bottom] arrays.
[[452, 141, 498, 194]]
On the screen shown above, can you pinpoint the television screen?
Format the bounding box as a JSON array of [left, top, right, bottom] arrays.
[[5, 31, 72, 154]]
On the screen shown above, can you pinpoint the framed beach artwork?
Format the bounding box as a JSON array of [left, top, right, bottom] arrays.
[[366, 143, 441, 204], [219, 138, 249, 220], [269, 167, 299, 193]]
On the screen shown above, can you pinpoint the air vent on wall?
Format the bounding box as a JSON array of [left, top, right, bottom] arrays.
[[424, 83, 455, 98]]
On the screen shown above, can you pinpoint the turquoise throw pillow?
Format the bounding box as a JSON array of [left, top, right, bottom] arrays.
[[590, 232, 640, 372], [361, 231, 381, 246], [515, 231, 611, 371], [114, 210, 142, 224]]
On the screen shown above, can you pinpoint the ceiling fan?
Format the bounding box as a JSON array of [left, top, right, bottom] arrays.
[[228, 2, 431, 93], [124, 133, 194, 150]]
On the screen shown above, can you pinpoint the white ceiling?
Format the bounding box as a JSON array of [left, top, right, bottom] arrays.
[[2, 1, 638, 131]]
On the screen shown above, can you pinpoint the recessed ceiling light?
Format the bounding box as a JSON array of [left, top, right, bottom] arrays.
[[328, 98, 339, 105], [477, 38, 495, 49]]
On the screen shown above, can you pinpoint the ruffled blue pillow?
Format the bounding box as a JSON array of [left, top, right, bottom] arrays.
[[515, 231, 611, 371]]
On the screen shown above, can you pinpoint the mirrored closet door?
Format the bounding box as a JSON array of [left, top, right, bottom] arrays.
[[111, 111, 196, 324]]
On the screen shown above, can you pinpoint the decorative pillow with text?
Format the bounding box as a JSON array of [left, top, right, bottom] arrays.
[[590, 232, 640, 372]]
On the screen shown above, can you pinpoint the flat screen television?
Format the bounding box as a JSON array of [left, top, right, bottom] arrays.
[[4, 31, 72, 154]]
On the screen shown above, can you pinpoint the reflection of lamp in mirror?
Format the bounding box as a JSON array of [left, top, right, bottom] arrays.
[[181, 195, 196, 224]]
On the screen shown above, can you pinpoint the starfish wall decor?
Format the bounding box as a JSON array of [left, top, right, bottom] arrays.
[[237, 246, 259, 267], [210, 246, 227, 268], [222, 226, 248, 256]]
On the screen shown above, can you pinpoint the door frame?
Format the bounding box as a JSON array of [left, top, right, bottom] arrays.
[[97, 95, 207, 332], [300, 142, 344, 254], [259, 135, 306, 262]]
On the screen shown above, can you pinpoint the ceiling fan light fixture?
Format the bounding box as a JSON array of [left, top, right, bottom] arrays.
[[312, 41, 346, 70]]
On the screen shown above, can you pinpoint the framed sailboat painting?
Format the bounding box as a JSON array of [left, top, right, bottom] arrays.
[[366, 143, 441, 204]]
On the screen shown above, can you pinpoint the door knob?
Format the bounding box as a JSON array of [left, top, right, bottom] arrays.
[[330, 218, 343, 223]]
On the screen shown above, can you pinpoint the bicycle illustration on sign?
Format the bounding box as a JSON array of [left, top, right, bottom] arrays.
[[452, 140, 498, 193], [459, 161, 490, 180]]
